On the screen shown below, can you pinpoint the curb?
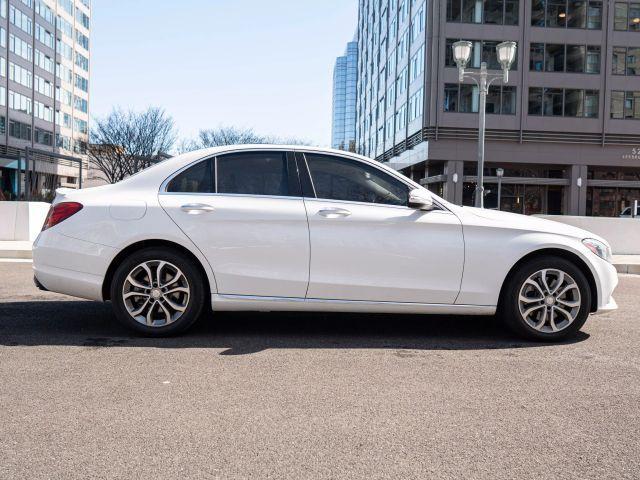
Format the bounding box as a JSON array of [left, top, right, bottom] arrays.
[[614, 264, 640, 275]]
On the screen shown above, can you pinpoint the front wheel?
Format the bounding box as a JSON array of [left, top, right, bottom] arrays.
[[110, 247, 206, 336], [500, 256, 591, 342]]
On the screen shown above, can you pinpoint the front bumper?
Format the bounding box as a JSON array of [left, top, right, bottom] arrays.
[[591, 255, 619, 314], [593, 296, 618, 315]]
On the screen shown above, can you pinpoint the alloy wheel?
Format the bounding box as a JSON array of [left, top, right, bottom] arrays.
[[518, 268, 581, 333], [121, 260, 190, 327]]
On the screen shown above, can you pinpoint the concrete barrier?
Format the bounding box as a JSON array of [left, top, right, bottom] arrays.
[[537, 215, 640, 255], [0, 202, 51, 242]]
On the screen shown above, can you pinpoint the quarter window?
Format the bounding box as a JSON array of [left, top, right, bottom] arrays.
[[166, 159, 214, 193], [217, 152, 291, 197], [306, 154, 409, 206]]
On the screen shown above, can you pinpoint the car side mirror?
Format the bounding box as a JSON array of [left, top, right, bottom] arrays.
[[408, 189, 435, 211]]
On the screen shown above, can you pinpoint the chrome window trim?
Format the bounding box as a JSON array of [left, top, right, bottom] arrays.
[[302, 196, 454, 213], [158, 191, 304, 201]]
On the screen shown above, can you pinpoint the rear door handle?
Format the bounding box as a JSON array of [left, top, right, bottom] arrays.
[[180, 203, 215, 214], [318, 208, 351, 218]]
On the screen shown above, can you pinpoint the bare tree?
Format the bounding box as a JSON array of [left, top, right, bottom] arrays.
[[178, 126, 311, 153], [88, 107, 176, 184]]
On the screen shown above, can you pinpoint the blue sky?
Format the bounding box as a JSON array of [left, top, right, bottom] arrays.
[[91, 1, 359, 147]]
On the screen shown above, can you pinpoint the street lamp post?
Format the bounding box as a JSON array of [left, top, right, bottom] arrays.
[[496, 167, 504, 210], [452, 40, 517, 208]]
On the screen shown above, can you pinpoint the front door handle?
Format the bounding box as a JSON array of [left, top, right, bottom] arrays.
[[181, 203, 215, 214], [318, 208, 351, 218]]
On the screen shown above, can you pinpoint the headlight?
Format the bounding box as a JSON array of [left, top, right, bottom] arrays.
[[582, 238, 612, 262]]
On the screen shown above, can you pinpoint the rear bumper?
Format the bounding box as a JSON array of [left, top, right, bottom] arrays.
[[32, 230, 116, 301]]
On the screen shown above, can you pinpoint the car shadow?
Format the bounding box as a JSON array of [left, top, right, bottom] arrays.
[[0, 300, 589, 355]]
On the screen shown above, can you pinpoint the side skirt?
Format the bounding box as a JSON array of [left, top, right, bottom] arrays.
[[211, 294, 496, 315]]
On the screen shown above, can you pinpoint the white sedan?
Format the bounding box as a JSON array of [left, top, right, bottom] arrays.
[[33, 146, 618, 341]]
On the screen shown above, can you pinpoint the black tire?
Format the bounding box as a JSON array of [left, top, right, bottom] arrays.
[[500, 256, 592, 342], [110, 247, 206, 336]]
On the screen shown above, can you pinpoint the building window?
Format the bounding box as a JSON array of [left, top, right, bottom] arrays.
[[530, 43, 600, 73], [612, 46, 640, 75], [74, 74, 89, 92], [528, 87, 599, 117], [611, 91, 640, 119], [410, 45, 424, 82], [446, 39, 518, 70], [9, 62, 32, 88], [395, 103, 407, 132], [410, 4, 425, 41], [532, 0, 602, 29], [408, 87, 423, 122], [444, 83, 517, 114], [8, 90, 32, 115], [9, 5, 32, 35], [34, 128, 53, 146], [76, 31, 89, 50], [9, 120, 31, 140], [9, 34, 32, 61], [614, 2, 640, 31], [447, 0, 519, 25]]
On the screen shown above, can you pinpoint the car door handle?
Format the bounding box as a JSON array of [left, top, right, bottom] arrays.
[[318, 208, 351, 218], [180, 203, 215, 214]]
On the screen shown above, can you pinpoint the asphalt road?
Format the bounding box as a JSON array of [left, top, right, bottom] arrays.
[[0, 262, 639, 479]]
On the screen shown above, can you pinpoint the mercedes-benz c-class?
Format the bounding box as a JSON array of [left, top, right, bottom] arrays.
[[33, 146, 618, 341]]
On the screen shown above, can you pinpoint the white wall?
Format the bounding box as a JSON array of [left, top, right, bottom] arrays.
[[537, 215, 640, 255], [0, 202, 50, 241]]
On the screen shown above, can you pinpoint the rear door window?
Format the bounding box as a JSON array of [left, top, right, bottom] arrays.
[[166, 158, 214, 193], [217, 152, 294, 197]]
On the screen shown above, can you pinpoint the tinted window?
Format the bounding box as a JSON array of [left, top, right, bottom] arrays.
[[167, 159, 214, 193], [306, 154, 409, 206], [217, 152, 290, 196]]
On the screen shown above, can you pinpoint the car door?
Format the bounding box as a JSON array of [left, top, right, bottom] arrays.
[[299, 152, 464, 304], [159, 150, 310, 298]]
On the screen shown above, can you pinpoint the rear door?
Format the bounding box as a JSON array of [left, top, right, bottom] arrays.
[[159, 150, 310, 298]]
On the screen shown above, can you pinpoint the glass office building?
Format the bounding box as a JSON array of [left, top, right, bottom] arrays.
[[332, 40, 358, 151], [0, 0, 91, 201], [355, 0, 640, 216]]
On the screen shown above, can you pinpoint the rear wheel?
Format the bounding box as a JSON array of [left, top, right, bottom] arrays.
[[500, 256, 591, 342], [110, 247, 206, 336]]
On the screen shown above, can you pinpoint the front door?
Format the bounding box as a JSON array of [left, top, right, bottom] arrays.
[[300, 152, 464, 304], [159, 150, 310, 298]]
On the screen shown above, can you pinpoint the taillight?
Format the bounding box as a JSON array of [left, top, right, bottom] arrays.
[[42, 202, 83, 231]]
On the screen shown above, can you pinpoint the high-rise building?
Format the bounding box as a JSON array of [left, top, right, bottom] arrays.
[[331, 40, 358, 151], [0, 0, 90, 201], [355, 0, 640, 216]]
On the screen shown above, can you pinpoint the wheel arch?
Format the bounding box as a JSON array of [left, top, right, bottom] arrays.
[[498, 248, 598, 313], [102, 239, 213, 302]]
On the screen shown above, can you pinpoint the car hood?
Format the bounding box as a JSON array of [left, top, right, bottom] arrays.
[[455, 206, 608, 244]]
